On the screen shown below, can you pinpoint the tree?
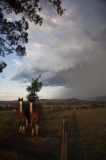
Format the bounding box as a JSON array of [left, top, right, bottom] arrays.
[[0, 0, 64, 72], [0, 61, 7, 73], [26, 75, 42, 102]]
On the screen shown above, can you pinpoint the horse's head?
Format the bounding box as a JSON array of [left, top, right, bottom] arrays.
[[18, 97, 23, 113], [18, 97, 23, 102]]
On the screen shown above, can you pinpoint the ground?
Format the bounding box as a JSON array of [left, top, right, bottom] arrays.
[[0, 106, 106, 160]]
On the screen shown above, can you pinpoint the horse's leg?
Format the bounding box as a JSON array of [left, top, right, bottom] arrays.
[[31, 121, 35, 136], [21, 118, 26, 134], [35, 124, 39, 136], [22, 125, 25, 133], [31, 128, 35, 136], [19, 121, 22, 133], [25, 118, 28, 127], [19, 125, 22, 133]]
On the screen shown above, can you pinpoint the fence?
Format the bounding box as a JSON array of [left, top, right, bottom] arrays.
[[61, 116, 69, 160]]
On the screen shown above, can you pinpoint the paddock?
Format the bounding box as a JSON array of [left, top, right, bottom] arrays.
[[0, 106, 106, 160]]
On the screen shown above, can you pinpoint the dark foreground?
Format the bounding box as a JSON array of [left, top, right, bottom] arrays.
[[0, 106, 106, 160]]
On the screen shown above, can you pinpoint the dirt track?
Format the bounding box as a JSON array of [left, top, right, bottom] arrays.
[[0, 142, 59, 160]]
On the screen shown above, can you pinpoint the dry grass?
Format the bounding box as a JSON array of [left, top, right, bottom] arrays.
[[0, 107, 106, 160], [69, 108, 106, 160], [0, 111, 19, 141]]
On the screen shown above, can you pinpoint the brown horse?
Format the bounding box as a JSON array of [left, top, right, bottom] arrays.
[[18, 98, 26, 134], [18, 98, 42, 136], [29, 101, 41, 136], [18, 98, 31, 134]]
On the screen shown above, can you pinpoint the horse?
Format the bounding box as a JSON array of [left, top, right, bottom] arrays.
[[18, 98, 31, 134], [18, 98, 26, 134], [29, 101, 42, 136]]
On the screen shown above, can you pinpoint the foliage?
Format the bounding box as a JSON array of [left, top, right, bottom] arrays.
[[0, 61, 7, 72], [0, 0, 64, 72], [26, 75, 42, 102]]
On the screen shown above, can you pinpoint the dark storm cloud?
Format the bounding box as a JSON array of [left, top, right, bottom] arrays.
[[49, 0, 106, 98], [11, 0, 106, 99], [11, 66, 45, 82]]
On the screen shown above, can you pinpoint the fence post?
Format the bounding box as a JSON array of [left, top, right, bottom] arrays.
[[61, 116, 69, 160]]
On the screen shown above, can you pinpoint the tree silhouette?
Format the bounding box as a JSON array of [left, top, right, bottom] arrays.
[[0, 0, 64, 72], [0, 61, 7, 73], [26, 75, 42, 102]]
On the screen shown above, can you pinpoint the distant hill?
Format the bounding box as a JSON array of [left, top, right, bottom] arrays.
[[40, 98, 87, 104], [0, 100, 17, 105], [92, 96, 106, 102]]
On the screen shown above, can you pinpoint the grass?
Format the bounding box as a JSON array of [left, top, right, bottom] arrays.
[[69, 108, 106, 160], [0, 106, 106, 160], [0, 111, 19, 141], [0, 150, 37, 160]]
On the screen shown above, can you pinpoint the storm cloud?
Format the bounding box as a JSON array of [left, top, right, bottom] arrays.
[[11, 0, 106, 99]]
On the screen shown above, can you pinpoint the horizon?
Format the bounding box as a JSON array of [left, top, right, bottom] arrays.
[[1, 96, 106, 102]]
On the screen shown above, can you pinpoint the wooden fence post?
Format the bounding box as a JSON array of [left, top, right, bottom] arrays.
[[61, 116, 69, 160]]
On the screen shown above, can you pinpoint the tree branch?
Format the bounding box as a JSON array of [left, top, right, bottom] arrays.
[[0, 36, 16, 52], [0, 2, 6, 7]]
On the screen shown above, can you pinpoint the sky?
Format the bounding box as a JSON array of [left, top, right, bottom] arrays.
[[0, 0, 106, 100]]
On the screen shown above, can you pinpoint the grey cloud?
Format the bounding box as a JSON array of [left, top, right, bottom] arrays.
[[11, 68, 44, 82], [1, 75, 5, 79], [47, 51, 106, 98], [11, 0, 106, 99]]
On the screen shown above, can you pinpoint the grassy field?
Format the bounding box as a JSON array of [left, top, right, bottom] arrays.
[[69, 108, 106, 160], [0, 106, 106, 160]]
